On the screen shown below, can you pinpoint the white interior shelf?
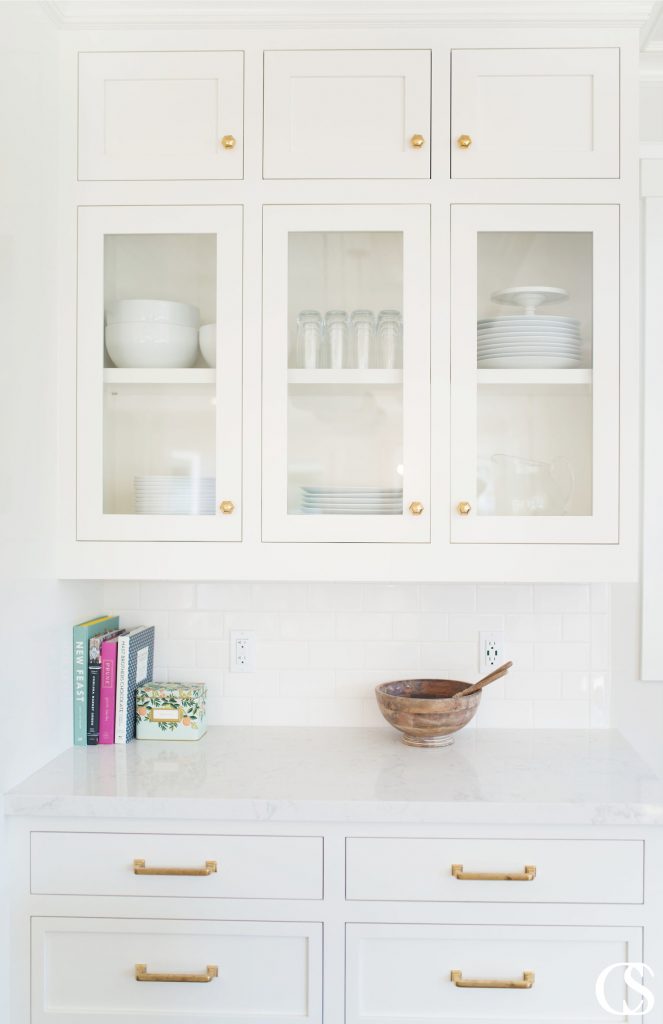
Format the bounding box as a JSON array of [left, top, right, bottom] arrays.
[[287, 369, 403, 385], [477, 369, 593, 387], [104, 368, 216, 386]]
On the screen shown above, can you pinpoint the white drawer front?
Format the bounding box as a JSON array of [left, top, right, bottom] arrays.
[[346, 837, 643, 903], [31, 832, 323, 900], [263, 50, 431, 179], [79, 51, 244, 180], [32, 918, 322, 1024], [346, 923, 643, 1023]]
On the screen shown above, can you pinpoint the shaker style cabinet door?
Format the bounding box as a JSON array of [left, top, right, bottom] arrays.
[[450, 204, 619, 544], [263, 50, 431, 178], [451, 49, 619, 178], [262, 205, 430, 542], [77, 205, 243, 542], [78, 52, 244, 180]]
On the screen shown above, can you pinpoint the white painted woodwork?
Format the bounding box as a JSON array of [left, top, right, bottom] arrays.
[[346, 837, 644, 903], [450, 204, 620, 544], [31, 917, 322, 1023], [31, 832, 323, 900], [77, 204, 243, 541], [451, 49, 620, 178], [263, 50, 431, 179], [346, 923, 642, 1023], [262, 204, 430, 542], [78, 51, 244, 180]]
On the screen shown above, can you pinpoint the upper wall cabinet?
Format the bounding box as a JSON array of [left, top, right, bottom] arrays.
[[451, 48, 620, 178], [263, 50, 431, 179], [78, 52, 244, 180]]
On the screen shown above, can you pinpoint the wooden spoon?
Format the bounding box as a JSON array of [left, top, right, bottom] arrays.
[[456, 660, 513, 698]]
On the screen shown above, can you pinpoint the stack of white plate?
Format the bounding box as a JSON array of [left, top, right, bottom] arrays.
[[300, 486, 403, 515], [477, 315, 582, 369], [134, 476, 215, 516]]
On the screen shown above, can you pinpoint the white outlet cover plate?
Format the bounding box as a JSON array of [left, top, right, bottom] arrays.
[[479, 630, 505, 672], [230, 629, 256, 673]]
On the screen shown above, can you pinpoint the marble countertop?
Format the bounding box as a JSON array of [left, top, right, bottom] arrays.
[[5, 727, 663, 825]]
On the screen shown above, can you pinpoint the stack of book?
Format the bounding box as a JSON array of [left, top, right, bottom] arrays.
[[72, 615, 155, 746]]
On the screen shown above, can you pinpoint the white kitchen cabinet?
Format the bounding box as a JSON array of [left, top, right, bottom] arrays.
[[77, 204, 243, 542], [262, 204, 430, 543], [263, 50, 431, 179], [451, 48, 620, 179], [346, 923, 642, 1023], [31, 917, 322, 1024], [78, 52, 244, 180], [450, 204, 620, 544]]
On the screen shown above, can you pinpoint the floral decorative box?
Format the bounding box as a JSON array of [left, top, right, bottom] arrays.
[[136, 683, 207, 741]]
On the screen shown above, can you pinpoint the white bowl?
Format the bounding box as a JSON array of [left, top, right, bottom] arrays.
[[105, 322, 199, 368], [105, 299, 200, 328], [199, 323, 216, 367]]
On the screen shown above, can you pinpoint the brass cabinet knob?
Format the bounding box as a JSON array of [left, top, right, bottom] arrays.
[[219, 500, 235, 514], [409, 501, 424, 516], [457, 501, 472, 516], [457, 134, 472, 149], [410, 133, 426, 149], [220, 135, 236, 150]]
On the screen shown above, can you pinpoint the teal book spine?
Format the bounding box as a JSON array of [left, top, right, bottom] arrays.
[[72, 615, 119, 746]]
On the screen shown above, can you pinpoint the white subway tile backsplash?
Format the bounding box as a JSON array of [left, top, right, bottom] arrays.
[[102, 581, 611, 731]]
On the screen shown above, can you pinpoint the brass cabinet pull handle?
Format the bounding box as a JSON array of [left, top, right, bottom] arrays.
[[220, 134, 236, 149], [135, 963, 218, 984], [451, 969, 534, 989], [457, 134, 472, 149], [219, 500, 235, 515], [133, 858, 217, 877], [410, 133, 426, 148], [457, 501, 472, 516], [452, 863, 536, 881], [409, 500, 424, 516]]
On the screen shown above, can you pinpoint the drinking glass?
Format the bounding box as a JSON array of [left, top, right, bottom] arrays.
[[350, 309, 376, 369], [296, 310, 323, 368], [377, 309, 403, 369], [324, 310, 349, 369]]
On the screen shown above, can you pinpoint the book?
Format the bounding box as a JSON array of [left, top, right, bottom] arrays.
[[72, 615, 118, 747], [114, 626, 155, 744], [87, 627, 124, 745], [94, 630, 126, 745]]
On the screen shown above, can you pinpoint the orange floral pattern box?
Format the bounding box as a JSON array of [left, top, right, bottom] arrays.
[[136, 682, 207, 741]]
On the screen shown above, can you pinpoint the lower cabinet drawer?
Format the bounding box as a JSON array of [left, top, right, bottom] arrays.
[[346, 837, 644, 903], [31, 831, 323, 899], [346, 923, 643, 1023], [32, 917, 322, 1024]]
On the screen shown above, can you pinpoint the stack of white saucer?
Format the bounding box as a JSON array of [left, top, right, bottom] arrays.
[[134, 476, 215, 515]]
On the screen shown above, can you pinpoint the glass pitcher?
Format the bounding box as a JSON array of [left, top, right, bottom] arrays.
[[491, 454, 574, 516]]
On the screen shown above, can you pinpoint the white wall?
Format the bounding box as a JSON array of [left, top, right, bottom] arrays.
[[0, 4, 103, 1019]]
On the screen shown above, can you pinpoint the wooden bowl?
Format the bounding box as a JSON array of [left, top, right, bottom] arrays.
[[375, 678, 481, 747]]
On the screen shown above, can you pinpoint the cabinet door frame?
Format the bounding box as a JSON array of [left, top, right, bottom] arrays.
[[262, 204, 431, 543], [451, 48, 620, 179], [450, 203, 620, 545], [77, 204, 243, 542], [263, 50, 431, 179], [78, 51, 244, 181]]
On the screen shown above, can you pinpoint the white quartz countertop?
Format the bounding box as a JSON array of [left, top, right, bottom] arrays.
[[5, 727, 663, 825]]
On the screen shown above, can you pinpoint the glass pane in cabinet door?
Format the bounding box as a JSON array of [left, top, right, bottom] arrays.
[[102, 233, 216, 516], [476, 231, 593, 517], [287, 231, 404, 517]]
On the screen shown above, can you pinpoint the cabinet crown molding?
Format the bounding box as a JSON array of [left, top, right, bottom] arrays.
[[43, 0, 658, 29]]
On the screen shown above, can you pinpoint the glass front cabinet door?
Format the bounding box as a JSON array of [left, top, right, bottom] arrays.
[[450, 204, 619, 544], [262, 205, 430, 542], [77, 205, 243, 541]]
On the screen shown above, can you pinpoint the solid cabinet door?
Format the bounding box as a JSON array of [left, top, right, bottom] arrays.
[[78, 52, 244, 180], [452, 49, 619, 178], [450, 204, 619, 544], [263, 50, 431, 178], [32, 918, 322, 1024], [262, 205, 430, 542], [77, 205, 243, 542]]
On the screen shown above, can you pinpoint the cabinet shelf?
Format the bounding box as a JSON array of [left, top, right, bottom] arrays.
[[288, 369, 403, 386], [477, 368, 592, 395], [104, 368, 215, 386]]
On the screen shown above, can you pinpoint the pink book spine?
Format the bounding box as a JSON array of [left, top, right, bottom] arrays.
[[99, 640, 118, 744]]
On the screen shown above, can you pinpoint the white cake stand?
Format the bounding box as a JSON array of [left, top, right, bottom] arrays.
[[490, 285, 569, 316]]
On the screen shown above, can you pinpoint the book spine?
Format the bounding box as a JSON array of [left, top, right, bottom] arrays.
[[99, 641, 118, 745], [114, 636, 129, 744], [72, 627, 88, 747], [87, 657, 101, 746]]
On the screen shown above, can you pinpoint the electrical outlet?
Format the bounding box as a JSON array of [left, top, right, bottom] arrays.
[[230, 630, 256, 673], [479, 630, 505, 671]]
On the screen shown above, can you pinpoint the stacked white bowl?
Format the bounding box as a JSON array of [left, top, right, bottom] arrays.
[[105, 299, 200, 368]]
